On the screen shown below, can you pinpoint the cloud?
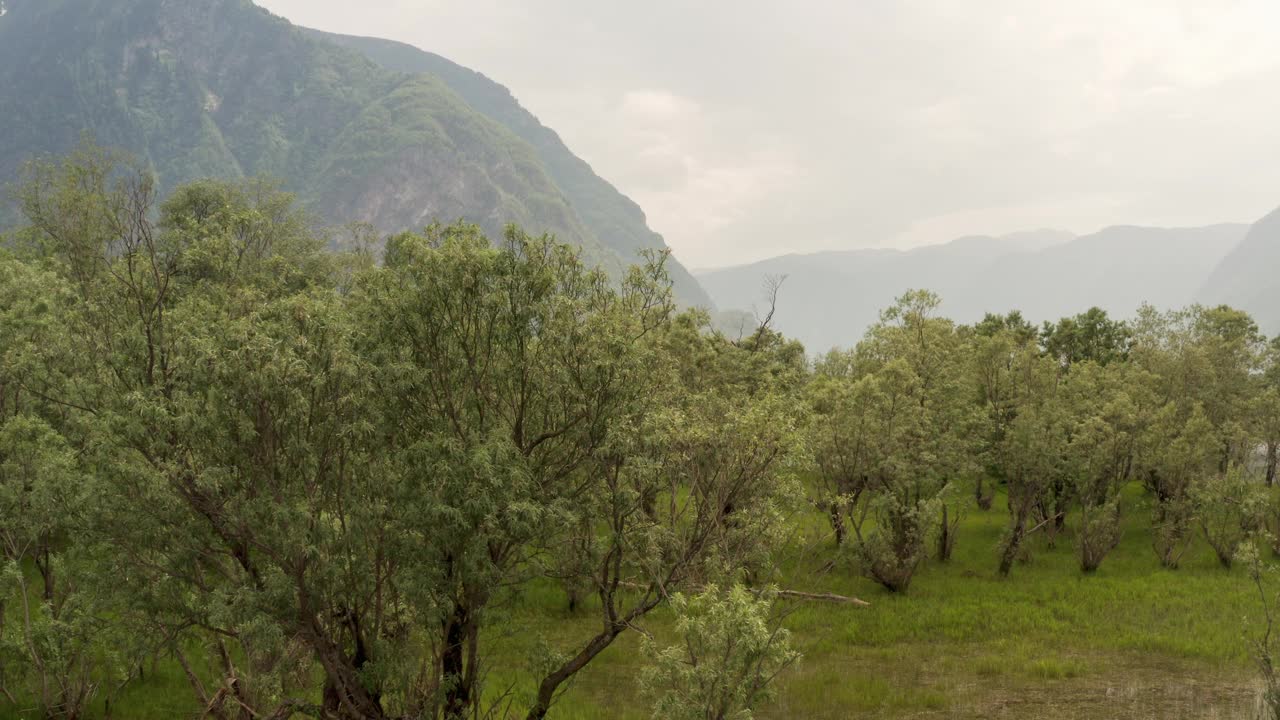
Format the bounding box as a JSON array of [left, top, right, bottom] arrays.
[[556, 88, 800, 263], [256, 0, 1280, 267]]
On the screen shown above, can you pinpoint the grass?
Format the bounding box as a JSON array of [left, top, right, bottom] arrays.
[[1, 484, 1268, 719], [480, 483, 1266, 719]]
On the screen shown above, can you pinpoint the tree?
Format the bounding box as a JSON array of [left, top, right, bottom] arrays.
[[974, 310, 1038, 345], [969, 328, 1019, 511], [0, 155, 149, 718], [1041, 307, 1132, 369], [995, 373, 1068, 577], [1193, 306, 1267, 471], [1139, 405, 1218, 569], [639, 585, 798, 720], [0, 416, 121, 719], [357, 224, 691, 718], [1130, 305, 1264, 473], [1192, 466, 1267, 568], [839, 292, 979, 590], [1129, 304, 1265, 569], [1240, 542, 1280, 719], [16, 148, 392, 718], [1061, 363, 1149, 572], [1259, 339, 1280, 488], [524, 306, 805, 719], [9, 145, 810, 720], [840, 363, 937, 590], [808, 353, 870, 548]]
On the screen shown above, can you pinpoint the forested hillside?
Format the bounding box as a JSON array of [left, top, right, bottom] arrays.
[[0, 0, 709, 305]]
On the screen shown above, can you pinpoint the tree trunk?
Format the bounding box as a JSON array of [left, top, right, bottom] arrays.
[[829, 503, 846, 547], [307, 626, 385, 720], [441, 602, 472, 719], [1267, 441, 1278, 488], [998, 514, 1026, 577], [526, 626, 622, 720], [975, 476, 993, 511], [35, 542, 54, 603], [936, 505, 955, 562]]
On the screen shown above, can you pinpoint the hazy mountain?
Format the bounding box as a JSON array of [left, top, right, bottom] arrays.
[[699, 226, 1247, 352], [0, 0, 709, 306], [1200, 206, 1280, 335]]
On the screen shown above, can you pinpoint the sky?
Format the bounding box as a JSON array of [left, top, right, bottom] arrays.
[[256, 0, 1280, 269]]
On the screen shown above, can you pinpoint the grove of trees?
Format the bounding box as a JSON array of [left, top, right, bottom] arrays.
[[2, 146, 1280, 719]]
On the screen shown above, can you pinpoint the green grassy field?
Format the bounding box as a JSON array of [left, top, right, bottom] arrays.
[[3, 486, 1266, 719], [490, 483, 1266, 719]]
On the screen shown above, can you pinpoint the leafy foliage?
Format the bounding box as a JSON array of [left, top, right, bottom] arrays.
[[639, 585, 798, 720]]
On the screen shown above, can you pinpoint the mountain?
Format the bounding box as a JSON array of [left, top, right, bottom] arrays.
[[0, 0, 709, 306], [1199, 206, 1280, 335], [698, 226, 1247, 352], [308, 30, 710, 307]]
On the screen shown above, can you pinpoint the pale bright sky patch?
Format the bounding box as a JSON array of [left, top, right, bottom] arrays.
[[256, 0, 1280, 268]]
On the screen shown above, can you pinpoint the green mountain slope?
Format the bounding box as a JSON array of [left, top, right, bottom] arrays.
[[0, 0, 709, 305], [308, 29, 711, 307]]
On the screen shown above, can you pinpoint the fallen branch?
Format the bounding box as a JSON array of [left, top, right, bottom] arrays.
[[774, 589, 870, 607], [1026, 512, 1065, 538], [616, 581, 869, 607]]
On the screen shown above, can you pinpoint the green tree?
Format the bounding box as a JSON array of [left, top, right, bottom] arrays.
[[1041, 307, 1132, 369], [357, 224, 687, 717], [994, 363, 1068, 577], [0, 416, 122, 719], [1242, 542, 1280, 719], [1139, 405, 1219, 569], [974, 310, 1038, 345], [1192, 466, 1267, 568], [809, 352, 871, 547], [0, 168, 139, 717], [1061, 362, 1150, 572], [1259, 339, 1280, 488], [839, 292, 979, 590], [1131, 304, 1265, 473], [16, 148, 392, 718], [525, 305, 805, 719]]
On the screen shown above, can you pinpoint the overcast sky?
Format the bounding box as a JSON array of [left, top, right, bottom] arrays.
[[257, 0, 1280, 269]]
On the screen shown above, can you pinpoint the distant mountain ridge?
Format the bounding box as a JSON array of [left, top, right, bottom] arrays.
[[0, 0, 710, 306], [1200, 207, 1280, 335], [699, 225, 1250, 352]]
